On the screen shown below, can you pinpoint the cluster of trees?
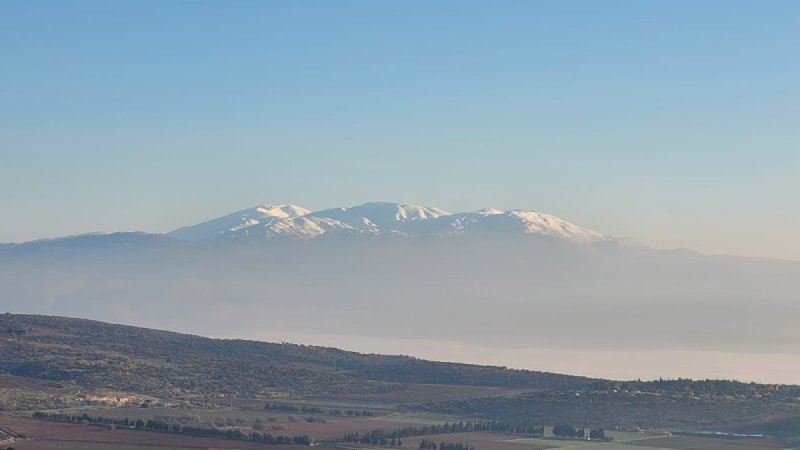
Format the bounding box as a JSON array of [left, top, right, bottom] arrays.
[[32, 412, 311, 445], [590, 378, 800, 400], [553, 424, 606, 439], [262, 402, 375, 417], [589, 427, 606, 440], [471, 421, 544, 435], [263, 403, 301, 412], [342, 429, 402, 446], [418, 440, 474, 450], [4, 326, 27, 335], [343, 420, 548, 447], [553, 424, 584, 438], [300, 406, 324, 414], [343, 420, 545, 443]]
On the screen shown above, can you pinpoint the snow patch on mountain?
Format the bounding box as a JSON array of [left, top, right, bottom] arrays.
[[169, 204, 310, 240], [476, 208, 505, 215], [308, 202, 452, 230], [395, 209, 605, 243], [509, 210, 605, 243], [262, 216, 386, 239]]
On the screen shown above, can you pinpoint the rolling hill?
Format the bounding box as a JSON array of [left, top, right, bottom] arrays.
[[0, 313, 590, 405], [1, 313, 800, 438]]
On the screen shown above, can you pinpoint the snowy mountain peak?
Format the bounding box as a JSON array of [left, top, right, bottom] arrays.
[[476, 208, 505, 215], [168, 201, 607, 243], [254, 204, 310, 219], [308, 202, 452, 230], [169, 203, 310, 240]]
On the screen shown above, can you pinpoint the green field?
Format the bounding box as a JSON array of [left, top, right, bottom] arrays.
[[507, 434, 786, 450], [509, 438, 668, 450]]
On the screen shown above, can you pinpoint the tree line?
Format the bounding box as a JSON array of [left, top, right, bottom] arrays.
[[32, 412, 311, 445], [552, 424, 606, 440], [418, 439, 475, 450], [342, 428, 403, 446], [263, 402, 375, 416], [343, 420, 545, 444]]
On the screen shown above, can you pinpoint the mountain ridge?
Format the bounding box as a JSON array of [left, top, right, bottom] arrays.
[[167, 201, 609, 243], [1, 201, 609, 245]]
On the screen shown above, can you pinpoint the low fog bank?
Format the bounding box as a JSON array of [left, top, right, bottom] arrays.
[[2, 235, 799, 381]]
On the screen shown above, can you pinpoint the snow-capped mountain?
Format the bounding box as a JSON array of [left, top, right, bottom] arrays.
[[167, 202, 608, 243], [170, 204, 310, 240], [4, 201, 800, 375]]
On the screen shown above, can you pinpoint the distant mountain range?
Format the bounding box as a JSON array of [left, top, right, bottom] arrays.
[[2, 201, 799, 384], [3, 202, 608, 246], [169, 202, 607, 243]]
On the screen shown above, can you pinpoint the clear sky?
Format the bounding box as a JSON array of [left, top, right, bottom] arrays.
[[1, 1, 798, 259]]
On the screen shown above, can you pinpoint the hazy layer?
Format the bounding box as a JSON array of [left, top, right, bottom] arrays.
[[2, 236, 799, 383]]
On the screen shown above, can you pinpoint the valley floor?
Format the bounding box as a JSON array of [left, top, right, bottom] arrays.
[[0, 413, 789, 450]]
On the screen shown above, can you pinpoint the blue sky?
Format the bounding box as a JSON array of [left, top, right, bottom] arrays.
[[1, 1, 799, 258]]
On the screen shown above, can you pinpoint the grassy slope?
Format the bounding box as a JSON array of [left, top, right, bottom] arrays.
[[2, 313, 799, 440], [0, 313, 590, 401]]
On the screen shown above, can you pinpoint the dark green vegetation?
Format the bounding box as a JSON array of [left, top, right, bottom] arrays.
[[408, 379, 800, 431], [0, 313, 586, 405], [342, 421, 546, 444], [1, 313, 799, 448], [418, 439, 473, 450]]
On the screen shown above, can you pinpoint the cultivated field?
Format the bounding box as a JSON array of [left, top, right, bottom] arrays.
[[1, 413, 790, 450], [0, 415, 296, 449], [630, 435, 785, 449], [397, 430, 788, 450], [48, 404, 432, 441]]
